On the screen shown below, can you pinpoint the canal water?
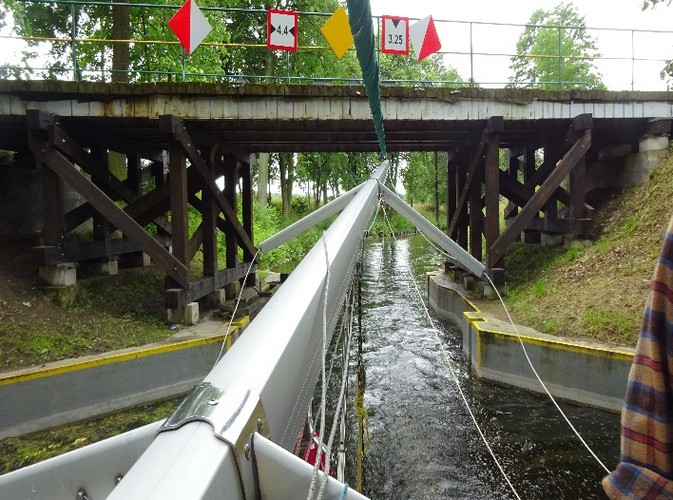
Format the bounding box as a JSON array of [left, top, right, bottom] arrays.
[[355, 235, 621, 499]]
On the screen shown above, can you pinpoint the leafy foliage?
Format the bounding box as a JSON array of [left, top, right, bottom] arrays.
[[509, 2, 605, 89]]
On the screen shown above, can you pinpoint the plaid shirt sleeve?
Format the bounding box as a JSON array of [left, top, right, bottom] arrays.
[[603, 216, 673, 499]]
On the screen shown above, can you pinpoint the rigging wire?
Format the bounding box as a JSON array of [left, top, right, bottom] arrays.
[[306, 233, 332, 500], [414, 213, 611, 474], [316, 287, 356, 500], [212, 248, 261, 367], [380, 205, 522, 500], [483, 274, 612, 474]]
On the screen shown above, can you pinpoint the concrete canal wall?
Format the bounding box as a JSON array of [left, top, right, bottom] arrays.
[[428, 272, 634, 412], [0, 317, 248, 439]]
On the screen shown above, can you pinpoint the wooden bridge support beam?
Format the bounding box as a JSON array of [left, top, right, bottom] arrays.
[[27, 112, 190, 289], [224, 155, 238, 270], [446, 149, 456, 238], [448, 117, 504, 267], [26, 110, 258, 314], [484, 122, 502, 269], [489, 116, 592, 265]]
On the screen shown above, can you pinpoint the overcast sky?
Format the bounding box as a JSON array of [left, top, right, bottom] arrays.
[[369, 0, 673, 90]]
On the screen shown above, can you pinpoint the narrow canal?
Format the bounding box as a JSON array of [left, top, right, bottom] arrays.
[[357, 235, 620, 499]]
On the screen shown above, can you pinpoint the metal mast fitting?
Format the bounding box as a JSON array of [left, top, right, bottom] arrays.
[[378, 182, 486, 278]]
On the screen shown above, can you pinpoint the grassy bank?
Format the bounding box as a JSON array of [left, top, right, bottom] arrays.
[[480, 152, 673, 347]]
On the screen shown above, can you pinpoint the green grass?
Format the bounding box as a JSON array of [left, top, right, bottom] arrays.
[[581, 310, 636, 343], [0, 398, 181, 474]]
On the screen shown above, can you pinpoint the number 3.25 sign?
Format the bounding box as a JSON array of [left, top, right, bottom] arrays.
[[382, 16, 409, 55]]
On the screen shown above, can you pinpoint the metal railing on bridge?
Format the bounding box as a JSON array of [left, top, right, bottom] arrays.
[[1, 0, 672, 90]]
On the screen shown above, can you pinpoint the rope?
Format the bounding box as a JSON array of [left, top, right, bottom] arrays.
[[316, 289, 356, 500], [306, 233, 331, 500], [380, 206, 522, 499], [483, 274, 612, 474], [212, 249, 260, 367], [338, 483, 350, 500]]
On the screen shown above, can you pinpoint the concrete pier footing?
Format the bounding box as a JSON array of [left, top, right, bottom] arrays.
[[167, 302, 199, 326], [88, 260, 118, 276], [38, 263, 76, 286]]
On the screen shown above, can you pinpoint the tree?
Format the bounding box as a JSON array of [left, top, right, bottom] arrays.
[[401, 151, 447, 219], [379, 52, 461, 85], [509, 2, 605, 89], [642, 0, 673, 85]]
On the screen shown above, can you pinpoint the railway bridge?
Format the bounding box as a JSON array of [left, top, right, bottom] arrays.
[[0, 80, 671, 317]]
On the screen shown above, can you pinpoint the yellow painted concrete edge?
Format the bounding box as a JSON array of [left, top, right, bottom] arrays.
[[431, 273, 634, 362], [0, 317, 250, 387]]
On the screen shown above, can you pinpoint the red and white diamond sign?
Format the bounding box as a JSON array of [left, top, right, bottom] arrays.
[[168, 0, 212, 55], [410, 15, 441, 61], [267, 9, 298, 52]]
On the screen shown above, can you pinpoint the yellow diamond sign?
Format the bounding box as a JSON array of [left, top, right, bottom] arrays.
[[321, 6, 354, 59]]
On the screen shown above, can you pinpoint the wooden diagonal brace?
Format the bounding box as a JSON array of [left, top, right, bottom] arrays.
[[49, 125, 139, 203], [448, 116, 503, 236], [489, 128, 592, 265], [29, 135, 190, 288], [161, 116, 257, 258]]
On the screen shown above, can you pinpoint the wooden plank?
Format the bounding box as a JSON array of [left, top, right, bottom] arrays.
[[490, 129, 591, 264], [241, 161, 254, 264], [50, 125, 138, 203], [189, 224, 204, 263], [569, 155, 586, 234], [165, 262, 257, 309], [202, 159, 218, 278], [40, 151, 65, 247], [456, 149, 468, 249], [224, 155, 239, 269], [30, 137, 190, 288], [36, 236, 170, 266], [446, 150, 456, 237], [469, 163, 483, 263]]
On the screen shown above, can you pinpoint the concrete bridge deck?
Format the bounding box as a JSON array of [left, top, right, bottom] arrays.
[[1, 81, 671, 153]]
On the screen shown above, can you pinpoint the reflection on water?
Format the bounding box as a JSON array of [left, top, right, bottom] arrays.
[[358, 235, 620, 499]]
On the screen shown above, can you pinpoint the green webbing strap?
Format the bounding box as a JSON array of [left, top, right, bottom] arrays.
[[346, 0, 387, 159]]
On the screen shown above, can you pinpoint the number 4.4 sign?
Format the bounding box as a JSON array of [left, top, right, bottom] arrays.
[[267, 9, 298, 52], [382, 16, 409, 55]]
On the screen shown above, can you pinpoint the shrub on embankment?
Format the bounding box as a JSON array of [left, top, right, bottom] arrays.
[[495, 150, 673, 347]]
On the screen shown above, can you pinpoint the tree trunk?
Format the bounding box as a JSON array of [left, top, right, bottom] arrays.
[[279, 153, 294, 216], [256, 152, 269, 206], [111, 0, 130, 83], [434, 151, 440, 224]]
